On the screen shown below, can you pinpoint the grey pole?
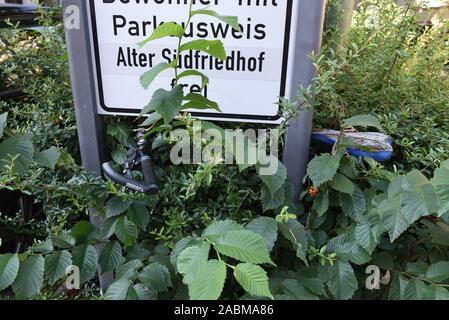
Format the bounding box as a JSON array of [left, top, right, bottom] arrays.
[[61, 0, 113, 289], [283, 0, 327, 202]]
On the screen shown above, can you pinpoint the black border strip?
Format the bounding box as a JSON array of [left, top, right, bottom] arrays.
[[89, 0, 294, 121]]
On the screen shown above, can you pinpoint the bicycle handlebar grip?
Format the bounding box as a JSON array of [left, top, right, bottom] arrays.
[[102, 162, 158, 196], [140, 156, 159, 194]]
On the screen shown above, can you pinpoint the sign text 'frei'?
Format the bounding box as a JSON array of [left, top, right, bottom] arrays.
[[89, 0, 296, 123]]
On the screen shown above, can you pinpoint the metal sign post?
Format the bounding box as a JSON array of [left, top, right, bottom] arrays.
[[62, 0, 113, 289], [62, 0, 326, 289]]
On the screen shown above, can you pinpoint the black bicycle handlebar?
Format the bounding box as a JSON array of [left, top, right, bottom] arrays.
[[102, 131, 159, 196]]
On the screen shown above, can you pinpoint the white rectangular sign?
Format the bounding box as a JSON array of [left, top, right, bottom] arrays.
[[88, 0, 297, 123]]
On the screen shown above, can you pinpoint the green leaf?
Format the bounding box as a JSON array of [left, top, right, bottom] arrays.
[[106, 197, 132, 218], [343, 115, 383, 131], [424, 285, 449, 300], [0, 112, 7, 139], [104, 278, 132, 300], [182, 93, 220, 111], [260, 183, 285, 212], [246, 217, 278, 252], [138, 262, 171, 293], [257, 161, 287, 196], [116, 259, 143, 280], [340, 186, 367, 221], [215, 230, 274, 265], [12, 255, 45, 299], [355, 216, 379, 254], [202, 220, 244, 243], [99, 217, 118, 239], [188, 260, 226, 300], [140, 62, 174, 90], [389, 274, 410, 300], [312, 191, 329, 217], [403, 279, 427, 300], [0, 253, 19, 291], [177, 243, 210, 284], [432, 160, 449, 216], [234, 263, 273, 299], [72, 244, 98, 284], [127, 203, 150, 231], [71, 220, 96, 245], [379, 195, 410, 242], [34, 147, 60, 170], [149, 85, 184, 124], [141, 112, 163, 126], [278, 219, 309, 266], [180, 40, 227, 60], [52, 232, 76, 249], [327, 260, 358, 300], [401, 170, 439, 224], [307, 153, 342, 187], [138, 22, 184, 47], [0, 134, 34, 176], [328, 235, 371, 265], [170, 236, 203, 266], [115, 216, 138, 247], [191, 10, 241, 32], [99, 241, 124, 274], [281, 279, 319, 300], [425, 261, 449, 282], [127, 284, 155, 300], [44, 251, 72, 285], [176, 70, 209, 88], [330, 173, 355, 194]]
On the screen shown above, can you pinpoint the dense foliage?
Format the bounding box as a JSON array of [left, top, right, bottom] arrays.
[[0, 0, 448, 300]]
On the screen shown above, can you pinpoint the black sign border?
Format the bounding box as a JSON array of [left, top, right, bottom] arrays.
[[89, 0, 293, 122]]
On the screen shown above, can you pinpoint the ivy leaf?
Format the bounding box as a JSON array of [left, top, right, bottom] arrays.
[[327, 260, 358, 300], [234, 263, 273, 299], [202, 220, 244, 243], [104, 278, 132, 300], [246, 217, 278, 252], [215, 230, 274, 265], [99, 241, 124, 274], [106, 197, 132, 218], [0, 253, 20, 291], [12, 255, 45, 299], [180, 40, 227, 60], [72, 244, 98, 284], [150, 85, 184, 124], [307, 153, 342, 187], [140, 62, 174, 90], [191, 10, 241, 32], [343, 114, 383, 131], [177, 243, 210, 284], [115, 216, 138, 247], [257, 160, 287, 196], [425, 261, 449, 282], [188, 260, 226, 300], [34, 147, 60, 170], [138, 262, 172, 293], [138, 22, 184, 47], [44, 250, 72, 285], [330, 173, 355, 194]]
